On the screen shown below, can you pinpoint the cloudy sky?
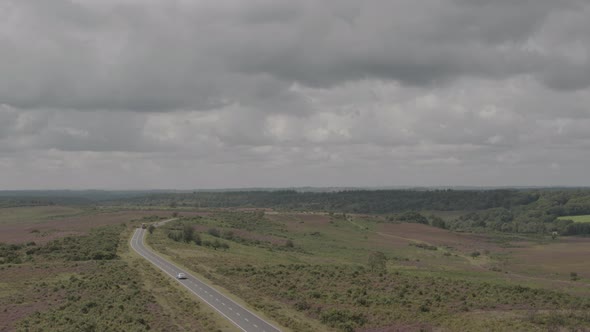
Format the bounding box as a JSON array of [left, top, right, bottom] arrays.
[[1, 0, 590, 189]]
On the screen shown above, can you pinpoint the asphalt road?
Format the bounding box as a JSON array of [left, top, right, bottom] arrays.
[[130, 227, 282, 332]]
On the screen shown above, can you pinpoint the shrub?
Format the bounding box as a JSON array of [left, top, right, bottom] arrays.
[[182, 224, 194, 243], [193, 233, 202, 246], [208, 228, 220, 238], [168, 230, 183, 242], [320, 309, 367, 331], [221, 230, 234, 240], [410, 243, 437, 251]]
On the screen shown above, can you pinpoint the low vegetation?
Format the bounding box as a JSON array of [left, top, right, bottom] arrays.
[[1, 222, 222, 331], [218, 264, 590, 331], [3, 188, 590, 331], [146, 210, 590, 331]]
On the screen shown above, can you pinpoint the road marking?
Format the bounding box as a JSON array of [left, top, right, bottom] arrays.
[[245, 318, 249, 322]]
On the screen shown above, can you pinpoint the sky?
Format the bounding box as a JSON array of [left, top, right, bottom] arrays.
[[1, 0, 590, 189]]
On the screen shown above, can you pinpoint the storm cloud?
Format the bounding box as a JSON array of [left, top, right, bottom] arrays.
[[1, 0, 590, 189]]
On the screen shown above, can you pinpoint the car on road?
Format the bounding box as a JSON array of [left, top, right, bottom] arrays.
[[176, 272, 187, 279]]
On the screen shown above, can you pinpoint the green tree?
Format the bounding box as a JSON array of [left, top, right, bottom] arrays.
[[182, 224, 194, 243], [148, 225, 155, 234]]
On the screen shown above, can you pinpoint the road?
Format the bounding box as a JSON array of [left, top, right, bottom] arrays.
[[130, 227, 282, 332]]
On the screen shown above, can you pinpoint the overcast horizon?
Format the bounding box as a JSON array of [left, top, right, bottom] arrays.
[[2, 0, 590, 190]]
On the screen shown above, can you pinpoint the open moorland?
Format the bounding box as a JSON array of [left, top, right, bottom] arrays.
[[0, 206, 230, 332], [146, 210, 590, 331], [2, 189, 590, 331]]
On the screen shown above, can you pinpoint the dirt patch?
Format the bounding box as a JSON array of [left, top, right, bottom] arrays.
[[267, 213, 333, 232], [507, 236, 590, 277], [375, 223, 499, 252]]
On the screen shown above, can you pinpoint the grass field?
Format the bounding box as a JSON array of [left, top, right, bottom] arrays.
[[558, 215, 590, 223]]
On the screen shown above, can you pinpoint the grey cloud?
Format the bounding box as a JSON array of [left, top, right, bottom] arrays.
[[2, 0, 590, 114], [1, 1, 590, 189]]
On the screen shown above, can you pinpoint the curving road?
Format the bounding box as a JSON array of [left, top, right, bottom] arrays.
[[130, 227, 282, 332]]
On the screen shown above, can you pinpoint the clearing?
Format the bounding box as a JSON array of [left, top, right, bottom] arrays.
[[558, 215, 590, 223]]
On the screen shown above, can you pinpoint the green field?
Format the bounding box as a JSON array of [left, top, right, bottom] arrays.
[[558, 215, 590, 223]]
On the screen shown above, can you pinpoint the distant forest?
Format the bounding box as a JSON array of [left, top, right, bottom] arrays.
[[2, 188, 590, 236], [111, 189, 590, 236], [117, 189, 540, 212]]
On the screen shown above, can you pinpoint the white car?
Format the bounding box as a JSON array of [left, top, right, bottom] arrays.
[[176, 272, 187, 279]]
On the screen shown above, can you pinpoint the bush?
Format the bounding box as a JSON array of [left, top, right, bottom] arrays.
[[221, 230, 234, 240], [33, 225, 123, 261], [397, 211, 428, 224], [208, 228, 220, 237], [168, 230, 183, 242], [183, 225, 194, 243], [320, 309, 367, 331], [410, 243, 437, 251], [193, 233, 202, 246]]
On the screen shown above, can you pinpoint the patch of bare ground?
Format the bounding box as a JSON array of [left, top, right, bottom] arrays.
[[506, 236, 590, 281], [267, 213, 333, 232], [376, 223, 500, 252]]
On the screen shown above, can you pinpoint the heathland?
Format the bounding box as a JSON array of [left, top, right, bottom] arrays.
[[1, 189, 590, 331]]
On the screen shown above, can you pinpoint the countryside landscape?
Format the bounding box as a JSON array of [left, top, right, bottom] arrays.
[[3, 0, 590, 331], [1, 189, 590, 331]]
